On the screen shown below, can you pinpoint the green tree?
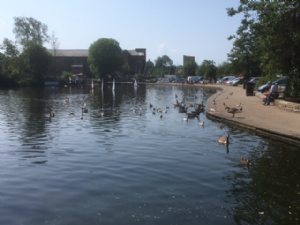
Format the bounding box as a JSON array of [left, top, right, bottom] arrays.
[[227, 1, 300, 97], [13, 17, 50, 45], [88, 38, 122, 79], [183, 61, 198, 76], [154, 55, 173, 75], [216, 61, 232, 79], [145, 59, 154, 75], [196, 60, 216, 80], [20, 41, 51, 85], [61, 71, 73, 80]]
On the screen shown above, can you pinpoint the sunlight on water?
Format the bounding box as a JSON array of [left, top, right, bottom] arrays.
[[0, 85, 299, 225]]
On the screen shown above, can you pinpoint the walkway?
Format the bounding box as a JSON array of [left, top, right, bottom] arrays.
[[204, 84, 300, 144]]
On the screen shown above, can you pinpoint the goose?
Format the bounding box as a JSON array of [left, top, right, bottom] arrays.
[[166, 106, 169, 109], [69, 112, 75, 116], [163, 110, 167, 114], [236, 102, 241, 107], [157, 108, 162, 113], [82, 107, 88, 113], [50, 112, 55, 117], [219, 134, 230, 145], [64, 98, 69, 103], [225, 107, 239, 118], [240, 157, 251, 165], [44, 114, 52, 122], [239, 107, 243, 112], [152, 111, 156, 115], [160, 114, 163, 119], [180, 98, 185, 104], [210, 107, 215, 112], [199, 122, 204, 126], [149, 103, 153, 108], [188, 104, 194, 107], [175, 94, 178, 98], [194, 96, 198, 99], [219, 124, 223, 129]]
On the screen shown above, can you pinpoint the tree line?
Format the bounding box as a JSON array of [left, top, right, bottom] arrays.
[[1, 0, 299, 98]]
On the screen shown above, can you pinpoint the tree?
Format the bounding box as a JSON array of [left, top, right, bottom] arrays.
[[196, 60, 216, 80], [20, 41, 51, 85], [216, 61, 232, 79], [227, 1, 300, 97], [13, 17, 50, 45], [154, 55, 173, 76], [88, 38, 122, 79], [183, 61, 198, 76], [145, 60, 154, 75]]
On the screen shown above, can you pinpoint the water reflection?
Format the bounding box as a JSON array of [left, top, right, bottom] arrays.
[[0, 85, 299, 225]]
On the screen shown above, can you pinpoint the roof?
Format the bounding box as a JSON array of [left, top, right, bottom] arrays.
[[127, 50, 144, 56], [48, 49, 89, 57]]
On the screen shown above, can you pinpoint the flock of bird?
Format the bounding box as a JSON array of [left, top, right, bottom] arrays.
[[43, 89, 250, 167]]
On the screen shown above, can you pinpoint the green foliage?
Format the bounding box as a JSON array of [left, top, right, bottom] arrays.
[[255, 74, 277, 90], [88, 38, 122, 79], [20, 41, 51, 85], [145, 60, 154, 75], [183, 61, 198, 76], [61, 71, 73, 80], [228, 1, 300, 94], [197, 60, 216, 80], [13, 17, 49, 45], [216, 61, 232, 79], [122, 62, 130, 75]]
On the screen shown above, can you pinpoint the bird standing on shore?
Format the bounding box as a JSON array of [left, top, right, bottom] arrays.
[[225, 107, 239, 118]]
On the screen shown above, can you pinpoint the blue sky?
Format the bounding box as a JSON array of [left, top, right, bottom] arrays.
[[0, 0, 243, 66]]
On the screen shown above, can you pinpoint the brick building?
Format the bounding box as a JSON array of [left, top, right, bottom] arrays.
[[46, 48, 146, 78]]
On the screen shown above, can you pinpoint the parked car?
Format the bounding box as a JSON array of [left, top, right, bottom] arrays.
[[220, 76, 235, 84], [173, 78, 185, 83], [225, 77, 236, 84], [257, 77, 286, 93], [230, 78, 240, 85], [249, 77, 260, 84]]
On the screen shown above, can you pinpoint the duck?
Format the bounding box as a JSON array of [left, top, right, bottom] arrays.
[[149, 103, 153, 108], [175, 94, 178, 98], [219, 124, 223, 129], [240, 157, 251, 165], [236, 102, 241, 107], [199, 122, 204, 126], [50, 112, 55, 117], [194, 96, 198, 99], [225, 107, 239, 118], [64, 98, 69, 103], [187, 112, 198, 118], [160, 114, 163, 119], [183, 117, 188, 122], [219, 134, 230, 145], [188, 104, 194, 107], [69, 112, 75, 116]]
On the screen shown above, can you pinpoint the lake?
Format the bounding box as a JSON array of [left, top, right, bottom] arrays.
[[0, 84, 299, 225]]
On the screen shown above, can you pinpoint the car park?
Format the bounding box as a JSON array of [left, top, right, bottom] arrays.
[[257, 77, 286, 93]]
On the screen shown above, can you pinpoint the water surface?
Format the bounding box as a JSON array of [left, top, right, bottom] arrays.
[[0, 85, 299, 225]]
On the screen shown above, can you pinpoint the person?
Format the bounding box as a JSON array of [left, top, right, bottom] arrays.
[[263, 81, 279, 105]]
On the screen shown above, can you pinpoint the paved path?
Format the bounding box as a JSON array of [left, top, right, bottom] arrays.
[[204, 84, 300, 144]]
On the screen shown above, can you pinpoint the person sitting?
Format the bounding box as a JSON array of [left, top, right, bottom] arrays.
[[263, 81, 279, 105]]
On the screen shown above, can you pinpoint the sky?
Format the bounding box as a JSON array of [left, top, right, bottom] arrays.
[[0, 0, 243, 66]]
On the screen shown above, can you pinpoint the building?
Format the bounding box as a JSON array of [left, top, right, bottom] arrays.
[[46, 49, 92, 78], [46, 48, 146, 78], [183, 55, 195, 66], [122, 48, 146, 75]]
